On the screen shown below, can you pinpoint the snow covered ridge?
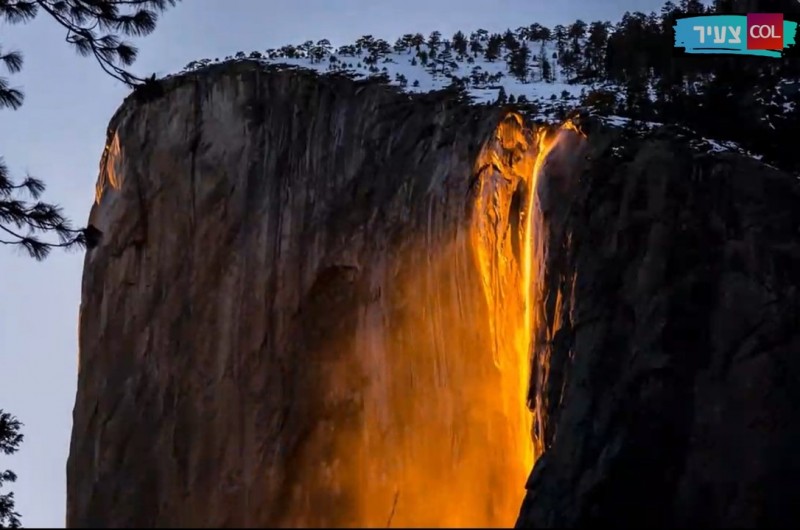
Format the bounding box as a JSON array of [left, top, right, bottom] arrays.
[[596, 115, 771, 164], [173, 29, 782, 165], [178, 31, 593, 108]]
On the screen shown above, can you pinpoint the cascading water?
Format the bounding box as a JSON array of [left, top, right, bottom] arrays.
[[470, 117, 584, 524], [524, 121, 585, 461], [281, 115, 583, 529]]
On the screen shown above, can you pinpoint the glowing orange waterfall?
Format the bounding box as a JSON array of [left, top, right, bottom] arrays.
[[279, 115, 583, 529], [523, 121, 582, 461], [78, 72, 600, 530], [466, 116, 583, 528]]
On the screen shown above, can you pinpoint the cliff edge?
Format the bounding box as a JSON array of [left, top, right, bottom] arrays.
[[67, 62, 800, 528], [70, 62, 538, 528], [518, 124, 800, 528]]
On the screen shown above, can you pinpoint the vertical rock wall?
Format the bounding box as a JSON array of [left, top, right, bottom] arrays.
[[68, 62, 800, 529], [68, 64, 545, 528], [517, 126, 800, 528]]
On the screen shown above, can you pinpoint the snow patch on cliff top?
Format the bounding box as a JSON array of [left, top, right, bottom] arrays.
[[178, 34, 590, 111], [174, 31, 788, 164]]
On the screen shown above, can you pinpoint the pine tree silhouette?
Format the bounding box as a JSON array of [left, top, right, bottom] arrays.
[[0, 3, 177, 526], [0, 410, 23, 529], [496, 86, 507, 104], [1, 0, 177, 261]]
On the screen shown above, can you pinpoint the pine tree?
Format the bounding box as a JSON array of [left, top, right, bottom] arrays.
[[452, 31, 468, 56], [680, 0, 706, 13], [434, 43, 455, 76], [427, 31, 442, 51], [485, 34, 503, 61], [564, 20, 587, 77], [503, 30, 520, 51], [528, 23, 551, 41], [496, 86, 507, 104], [0, 4, 176, 525], [469, 37, 484, 55], [624, 70, 651, 117], [553, 25, 568, 52], [1, 0, 177, 261], [585, 21, 611, 79], [0, 410, 23, 529], [0, 159, 88, 260], [355, 35, 375, 54], [508, 44, 531, 81]]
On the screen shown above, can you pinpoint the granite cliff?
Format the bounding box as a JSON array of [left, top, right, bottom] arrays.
[[517, 122, 800, 527], [67, 61, 800, 528]]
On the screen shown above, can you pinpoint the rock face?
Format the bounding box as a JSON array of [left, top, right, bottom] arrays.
[[517, 126, 800, 528], [68, 62, 800, 529], [68, 63, 551, 528]]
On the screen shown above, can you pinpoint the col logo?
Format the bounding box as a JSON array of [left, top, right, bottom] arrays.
[[674, 13, 798, 58], [747, 13, 783, 50]]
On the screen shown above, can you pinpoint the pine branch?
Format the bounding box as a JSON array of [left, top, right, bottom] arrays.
[[0, 408, 21, 527], [0, 493, 21, 528], [0, 223, 86, 260], [32, 0, 178, 87], [0, 48, 23, 73], [0, 1, 178, 262], [0, 412, 22, 456], [0, 0, 38, 23], [0, 471, 17, 489], [0, 77, 23, 109], [0, 165, 87, 260]]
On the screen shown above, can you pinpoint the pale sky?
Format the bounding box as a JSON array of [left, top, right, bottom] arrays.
[[0, 1, 671, 526]]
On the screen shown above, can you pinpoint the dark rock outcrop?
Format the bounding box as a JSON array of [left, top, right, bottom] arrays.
[[517, 125, 800, 528]]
